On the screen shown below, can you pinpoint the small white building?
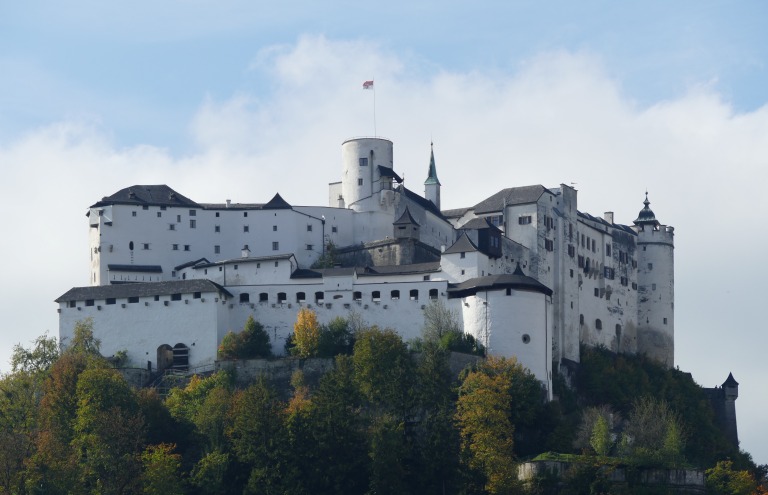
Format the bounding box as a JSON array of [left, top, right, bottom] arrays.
[[57, 136, 675, 399]]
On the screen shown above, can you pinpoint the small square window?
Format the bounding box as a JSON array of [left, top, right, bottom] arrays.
[[359, 157, 368, 166], [275, 261, 279, 267], [142, 205, 149, 210], [272, 225, 277, 231], [215, 225, 220, 233], [142, 243, 149, 250], [184, 245, 190, 251], [215, 212, 220, 217], [358, 178, 363, 186], [272, 242, 279, 251], [157, 212, 162, 218], [460, 252, 465, 259], [214, 245, 220, 254], [243, 212, 248, 217], [332, 226, 338, 233], [307, 224, 312, 232], [172, 244, 179, 250], [189, 210, 196, 216], [132, 211, 137, 217], [169, 224, 176, 231], [243, 225, 249, 232], [306, 244, 313, 250], [190, 219, 196, 228]]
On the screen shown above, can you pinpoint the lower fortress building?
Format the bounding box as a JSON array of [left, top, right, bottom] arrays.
[[56, 137, 676, 399]]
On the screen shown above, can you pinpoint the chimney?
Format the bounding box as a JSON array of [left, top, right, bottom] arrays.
[[604, 211, 614, 224], [226, 199, 231, 208], [241, 245, 250, 258]]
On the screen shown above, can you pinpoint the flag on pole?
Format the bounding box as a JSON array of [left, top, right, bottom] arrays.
[[362, 80, 374, 90]]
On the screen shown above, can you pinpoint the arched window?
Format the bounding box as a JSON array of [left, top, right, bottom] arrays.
[[129, 241, 134, 251], [315, 291, 324, 303], [353, 291, 362, 301], [239, 293, 250, 303], [409, 289, 419, 301], [429, 288, 438, 300], [372, 291, 381, 301], [259, 292, 268, 302], [277, 292, 287, 303], [296, 292, 306, 303], [391, 290, 400, 300], [595, 319, 603, 330]]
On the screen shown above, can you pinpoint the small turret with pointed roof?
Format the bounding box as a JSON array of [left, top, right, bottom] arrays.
[[633, 191, 660, 228], [424, 142, 441, 210]]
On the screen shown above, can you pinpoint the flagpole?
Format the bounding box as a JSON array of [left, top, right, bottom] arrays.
[[373, 77, 377, 137]]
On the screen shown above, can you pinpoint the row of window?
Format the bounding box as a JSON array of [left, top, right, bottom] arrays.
[[66, 292, 203, 308], [238, 289, 441, 304]]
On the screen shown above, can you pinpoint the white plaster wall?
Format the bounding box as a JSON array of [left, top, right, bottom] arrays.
[[636, 225, 674, 365], [341, 138, 394, 212], [59, 291, 225, 370], [459, 289, 552, 397]]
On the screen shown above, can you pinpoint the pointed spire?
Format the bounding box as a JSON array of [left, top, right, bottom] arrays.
[[424, 142, 441, 186]]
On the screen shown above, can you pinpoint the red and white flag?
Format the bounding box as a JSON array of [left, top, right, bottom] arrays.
[[362, 80, 374, 90]]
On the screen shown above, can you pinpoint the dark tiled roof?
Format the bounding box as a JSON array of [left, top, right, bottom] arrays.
[[91, 185, 200, 208], [399, 186, 445, 220], [56, 280, 233, 303], [360, 262, 441, 276], [577, 211, 636, 236], [723, 372, 739, 387], [441, 207, 471, 219], [377, 165, 403, 183], [460, 217, 501, 232], [443, 233, 479, 255], [195, 254, 295, 268], [393, 207, 420, 226], [174, 258, 210, 271], [198, 203, 265, 210], [473, 185, 548, 214], [262, 193, 292, 210], [291, 269, 323, 279], [447, 272, 552, 298], [107, 264, 163, 273], [634, 193, 660, 226]]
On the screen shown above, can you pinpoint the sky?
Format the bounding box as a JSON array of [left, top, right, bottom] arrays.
[[1, 1, 767, 464]]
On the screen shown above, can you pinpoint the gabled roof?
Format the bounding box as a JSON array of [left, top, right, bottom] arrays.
[[91, 185, 200, 209], [447, 271, 552, 298], [443, 233, 480, 255], [107, 264, 163, 273], [399, 185, 445, 220], [262, 193, 292, 210], [460, 217, 502, 232], [393, 207, 420, 226], [194, 254, 295, 268], [56, 280, 233, 302], [173, 258, 211, 271], [441, 207, 471, 219], [473, 185, 549, 214], [377, 165, 403, 183]]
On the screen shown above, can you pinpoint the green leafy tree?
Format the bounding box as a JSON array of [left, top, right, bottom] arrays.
[[590, 415, 612, 457], [368, 415, 411, 495], [422, 300, 483, 355], [0, 372, 41, 494], [622, 396, 686, 467], [706, 460, 760, 495], [318, 316, 355, 357], [292, 308, 321, 358], [11, 332, 59, 374], [227, 379, 287, 494], [72, 367, 146, 495], [141, 443, 183, 495], [66, 318, 102, 356], [352, 326, 413, 412], [218, 316, 271, 360], [191, 450, 231, 495]]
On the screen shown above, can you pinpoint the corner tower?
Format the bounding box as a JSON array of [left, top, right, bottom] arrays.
[[633, 193, 675, 367], [424, 142, 441, 210]]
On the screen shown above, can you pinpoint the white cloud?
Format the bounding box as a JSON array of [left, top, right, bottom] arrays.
[[2, 35, 767, 462]]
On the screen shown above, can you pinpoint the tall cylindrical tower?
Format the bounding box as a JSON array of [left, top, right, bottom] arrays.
[[634, 193, 675, 367], [340, 137, 393, 212]]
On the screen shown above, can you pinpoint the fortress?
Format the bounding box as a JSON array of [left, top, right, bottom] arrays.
[[56, 136, 676, 398]]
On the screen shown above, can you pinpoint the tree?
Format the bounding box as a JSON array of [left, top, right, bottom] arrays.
[[422, 300, 484, 355], [706, 460, 760, 495], [622, 396, 686, 467], [590, 416, 612, 458], [65, 318, 102, 356], [292, 308, 321, 358], [11, 332, 59, 375], [352, 326, 413, 412], [317, 317, 355, 357], [141, 443, 183, 495], [218, 316, 271, 360], [455, 357, 518, 494]]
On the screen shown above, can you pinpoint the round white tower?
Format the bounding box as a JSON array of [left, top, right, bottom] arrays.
[[633, 193, 675, 367], [340, 137, 394, 212]]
